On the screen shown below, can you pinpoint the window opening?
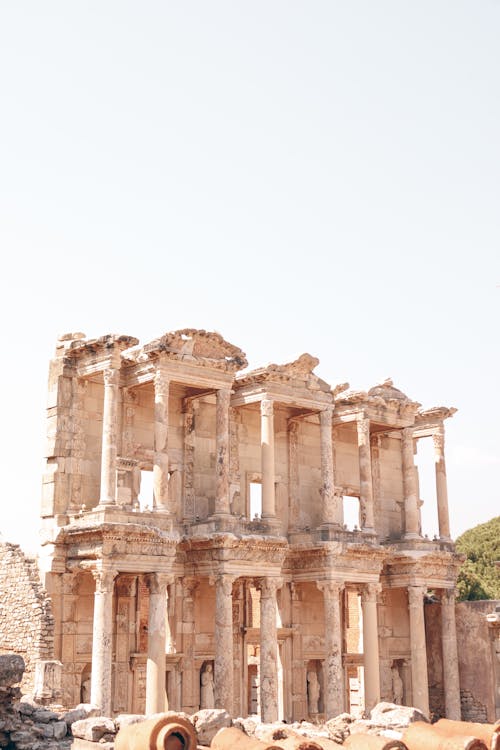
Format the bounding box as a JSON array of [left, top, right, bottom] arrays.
[[250, 481, 262, 519], [414, 438, 439, 539], [343, 495, 360, 530], [137, 469, 154, 511]]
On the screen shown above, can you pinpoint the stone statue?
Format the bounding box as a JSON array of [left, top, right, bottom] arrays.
[[81, 677, 91, 704], [200, 663, 214, 709], [307, 670, 320, 715], [391, 664, 403, 705]]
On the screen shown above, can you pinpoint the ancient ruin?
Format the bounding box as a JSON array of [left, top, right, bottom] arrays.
[[29, 329, 485, 721]]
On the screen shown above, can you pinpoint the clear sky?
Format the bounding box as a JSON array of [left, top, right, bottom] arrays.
[[1, 2, 499, 554]]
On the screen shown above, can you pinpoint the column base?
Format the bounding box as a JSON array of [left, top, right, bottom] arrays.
[[404, 532, 421, 540]]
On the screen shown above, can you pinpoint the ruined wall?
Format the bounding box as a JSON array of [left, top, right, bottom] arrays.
[[0, 543, 54, 692], [426, 599, 499, 723]]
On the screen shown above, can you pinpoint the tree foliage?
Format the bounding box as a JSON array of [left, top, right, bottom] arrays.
[[455, 516, 500, 601]]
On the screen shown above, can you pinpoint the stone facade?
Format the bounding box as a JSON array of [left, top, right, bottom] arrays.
[[35, 328, 466, 720], [0, 543, 54, 692]]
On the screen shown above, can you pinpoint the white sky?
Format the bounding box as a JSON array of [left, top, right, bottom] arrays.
[[1, 2, 499, 554]]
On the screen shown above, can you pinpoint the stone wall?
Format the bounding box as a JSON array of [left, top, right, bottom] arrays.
[[0, 542, 54, 692], [426, 599, 499, 722]]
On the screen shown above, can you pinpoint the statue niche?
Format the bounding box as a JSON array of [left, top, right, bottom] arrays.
[[200, 661, 215, 709]]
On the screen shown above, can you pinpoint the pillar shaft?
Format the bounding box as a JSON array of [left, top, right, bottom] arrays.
[[215, 388, 231, 515], [90, 569, 117, 714], [441, 588, 461, 719], [145, 573, 171, 714], [357, 417, 375, 531], [434, 429, 451, 540], [214, 574, 234, 711], [317, 581, 344, 718], [320, 408, 342, 526], [259, 577, 281, 723], [402, 429, 420, 538], [288, 420, 299, 531], [408, 585, 430, 716], [153, 369, 170, 512], [99, 368, 120, 505], [362, 583, 381, 711], [181, 578, 198, 713], [261, 399, 276, 519]]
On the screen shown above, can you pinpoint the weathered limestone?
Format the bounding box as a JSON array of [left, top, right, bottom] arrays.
[[153, 369, 170, 513], [213, 574, 235, 712], [261, 399, 276, 520], [441, 588, 461, 720], [362, 583, 381, 712], [99, 368, 120, 506], [317, 581, 344, 718], [407, 585, 429, 717], [402, 429, 420, 539], [356, 417, 375, 532], [434, 428, 451, 540], [215, 389, 231, 516], [30, 328, 467, 721], [145, 573, 171, 714], [258, 577, 282, 723], [320, 407, 341, 526], [90, 569, 117, 714]]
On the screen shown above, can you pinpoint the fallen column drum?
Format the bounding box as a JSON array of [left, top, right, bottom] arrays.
[[115, 714, 197, 750]]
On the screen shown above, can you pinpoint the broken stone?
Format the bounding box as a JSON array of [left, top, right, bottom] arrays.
[[368, 703, 429, 728], [191, 709, 232, 746], [0, 655, 25, 687], [71, 717, 116, 742]]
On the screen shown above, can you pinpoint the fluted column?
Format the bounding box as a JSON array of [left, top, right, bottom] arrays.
[[441, 588, 461, 719], [99, 368, 120, 505], [361, 583, 381, 711], [215, 388, 231, 515], [434, 428, 451, 540], [408, 585, 429, 716], [261, 399, 276, 520], [320, 407, 342, 526], [357, 417, 375, 532], [402, 429, 420, 539], [90, 569, 117, 714], [153, 369, 170, 513], [258, 577, 282, 723], [145, 573, 172, 714], [317, 580, 344, 718], [214, 574, 235, 710]]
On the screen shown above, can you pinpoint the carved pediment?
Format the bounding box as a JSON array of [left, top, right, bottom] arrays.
[[238, 353, 330, 392], [138, 329, 248, 372]]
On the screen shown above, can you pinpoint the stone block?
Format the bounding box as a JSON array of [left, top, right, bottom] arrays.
[[191, 708, 232, 746], [71, 717, 116, 742], [0, 654, 25, 687]]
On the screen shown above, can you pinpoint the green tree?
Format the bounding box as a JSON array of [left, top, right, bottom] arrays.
[[455, 516, 500, 601]]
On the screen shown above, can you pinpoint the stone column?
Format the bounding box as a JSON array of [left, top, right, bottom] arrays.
[[258, 577, 282, 723], [407, 585, 429, 716], [320, 407, 342, 526], [434, 428, 451, 540], [361, 583, 381, 712], [214, 574, 235, 711], [261, 399, 276, 520], [153, 369, 170, 513], [441, 588, 461, 719], [215, 388, 231, 515], [402, 429, 420, 539], [90, 569, 117, 714], [181, 578, 198, 713], [317, 581, 344, 718], [288, 420, 300, 531], [99, 368, 120, 505], [145, 573, 172, 714], [357, 417, 375, 532]]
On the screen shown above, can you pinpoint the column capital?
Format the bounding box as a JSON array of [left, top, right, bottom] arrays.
[[209, 573, 236, 597], [320, 405, 333, 423], [356, 415, 370, 442], [317, 580, 345, 597], [440, 587, 456, 606], [256, 576, 282, 598], [154, 367, 170, 394], [145, 572, 174, 594], [362, 582, 382, 602], [433, 428, 445, 453], [103, 368, 120, 387], [91, 568, 118, 594], [408, 585, 426, 609], [260, 398, 274, 417]]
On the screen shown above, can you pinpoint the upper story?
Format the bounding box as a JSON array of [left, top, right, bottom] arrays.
[[40, 328, 456, 550]]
